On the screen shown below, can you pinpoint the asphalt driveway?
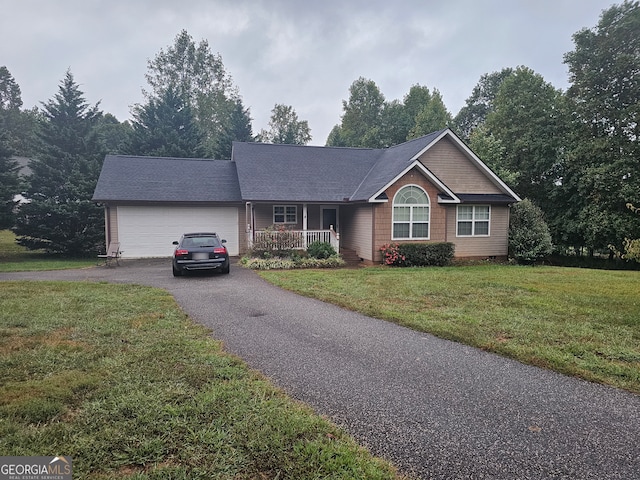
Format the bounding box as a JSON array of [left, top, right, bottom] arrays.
[[2, 259, 639, 479]]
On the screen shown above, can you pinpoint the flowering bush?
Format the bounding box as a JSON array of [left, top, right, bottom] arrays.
[[380, 242, 455, 267], [240, 256, 345, 270], [379, 243, 406, 266], [623, 238, 640, 263], [250, 224, 299, 257]]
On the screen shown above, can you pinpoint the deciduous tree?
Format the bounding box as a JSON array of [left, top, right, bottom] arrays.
[[452, 68, 514, 140], [408, 89, 452, 139], [0, 66, 37, 157], [485, 67, 565, 208], [561, 1, 640, 253], [258, 104, 311, 145], [327, 77, 385, 148], [142, 30, 252, 159], [327, 79, 452, 147], [0, 66, 22, 110]]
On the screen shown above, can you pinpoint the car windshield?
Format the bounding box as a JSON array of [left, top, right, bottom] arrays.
[[183, 236, 220, 248]]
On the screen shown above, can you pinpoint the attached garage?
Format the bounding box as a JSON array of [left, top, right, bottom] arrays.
[[116, 205, 240, 258], [93, 155, 243, 258]]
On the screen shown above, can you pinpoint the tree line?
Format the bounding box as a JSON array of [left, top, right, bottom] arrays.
[[0, 1, 639, 259]]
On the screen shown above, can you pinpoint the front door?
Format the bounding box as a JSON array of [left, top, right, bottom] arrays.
[[322, 207, 337, 231]]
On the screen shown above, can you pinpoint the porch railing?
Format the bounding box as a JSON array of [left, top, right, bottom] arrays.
[[251, 228, 339, 252]]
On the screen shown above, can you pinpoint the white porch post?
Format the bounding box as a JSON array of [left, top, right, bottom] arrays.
[[246, 202, 253, 250], [303, 203, 308, 249]]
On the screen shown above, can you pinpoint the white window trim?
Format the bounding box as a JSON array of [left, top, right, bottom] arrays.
[[392, 184, 431, 241], [456, 205, 491, 237], [273, 205, 297, 224]]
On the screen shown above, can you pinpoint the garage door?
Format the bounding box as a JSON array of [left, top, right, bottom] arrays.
[[117, 206, 239, 257]]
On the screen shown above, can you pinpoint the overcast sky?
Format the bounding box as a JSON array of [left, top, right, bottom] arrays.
[[1, 0, 612, 145]]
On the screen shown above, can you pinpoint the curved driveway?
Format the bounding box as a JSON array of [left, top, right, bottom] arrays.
[[2, 259, 639, 479]]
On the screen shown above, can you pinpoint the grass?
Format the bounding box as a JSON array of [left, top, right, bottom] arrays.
[[258, 265, 640, 394], [0, 230, 97, 271], [0, 281, 403, 479]]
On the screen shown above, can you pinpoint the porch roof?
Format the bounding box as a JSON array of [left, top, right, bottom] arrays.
[[232, 142, 378, 202]]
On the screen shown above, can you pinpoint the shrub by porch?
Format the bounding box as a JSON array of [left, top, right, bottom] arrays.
[[242, 239, 345, 270]]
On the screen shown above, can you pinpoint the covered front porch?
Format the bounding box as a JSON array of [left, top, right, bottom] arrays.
[[245, 202, 340, 252]]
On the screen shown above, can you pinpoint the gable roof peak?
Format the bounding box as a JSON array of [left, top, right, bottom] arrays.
[[386, 128, 449, 150]]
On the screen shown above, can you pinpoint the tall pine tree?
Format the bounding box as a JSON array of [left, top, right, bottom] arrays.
[[213, 97, 253, 159], [0, 67, 23, 229], [128, 87, 205, 158], [0, 114, 20, 229], [14, 70, 106, 255]]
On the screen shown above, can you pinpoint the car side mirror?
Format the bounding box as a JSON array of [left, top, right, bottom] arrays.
[[172, 241, 179, 245], [221, 239, 227, 243]]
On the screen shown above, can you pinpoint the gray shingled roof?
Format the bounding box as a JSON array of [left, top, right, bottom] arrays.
[[232, 142, 379, 202], [93, 130, 520, 205], [349, 130, 446, 201], [92, 155, 241, 202]]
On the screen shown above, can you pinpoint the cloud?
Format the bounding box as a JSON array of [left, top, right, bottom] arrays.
[[1, 0, 608, 145]]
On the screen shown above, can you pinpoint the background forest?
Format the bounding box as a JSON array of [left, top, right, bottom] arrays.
[[0, 1, 639, 260]]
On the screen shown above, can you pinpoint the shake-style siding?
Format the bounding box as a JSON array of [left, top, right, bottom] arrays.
[[419, 137, 503, 194]]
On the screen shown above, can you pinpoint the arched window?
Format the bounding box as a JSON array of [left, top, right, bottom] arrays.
[[392, 185, 430, 239]]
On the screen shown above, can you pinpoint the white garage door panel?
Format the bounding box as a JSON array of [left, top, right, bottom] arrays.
[[117, 206, 239, 257]]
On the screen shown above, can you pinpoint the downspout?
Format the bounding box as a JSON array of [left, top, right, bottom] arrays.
[[104, 205, 111, 246]]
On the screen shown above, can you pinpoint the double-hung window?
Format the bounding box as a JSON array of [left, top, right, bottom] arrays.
[[273, 205, 297, 224], [457, 205, 490, 236], [392, 185, 430, 239]]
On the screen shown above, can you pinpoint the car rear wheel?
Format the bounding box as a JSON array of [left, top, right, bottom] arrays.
[[221, 264, 230, 274], [172, 265, 183, 277]]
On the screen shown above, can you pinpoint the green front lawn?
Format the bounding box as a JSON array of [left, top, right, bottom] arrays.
[[0, 230, 97, 271], [259, 265, 640, 394], [0, 281, 403, 479]]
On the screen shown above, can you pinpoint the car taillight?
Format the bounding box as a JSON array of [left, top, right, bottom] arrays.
[[213, 247, 226, 254], [175, 249, 189, 256]]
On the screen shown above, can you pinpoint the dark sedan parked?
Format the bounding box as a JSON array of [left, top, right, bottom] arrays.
[[172, 232, 230, 276]]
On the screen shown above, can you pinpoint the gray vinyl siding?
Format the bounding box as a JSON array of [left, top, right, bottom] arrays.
[[341, 204, 374, 261]]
